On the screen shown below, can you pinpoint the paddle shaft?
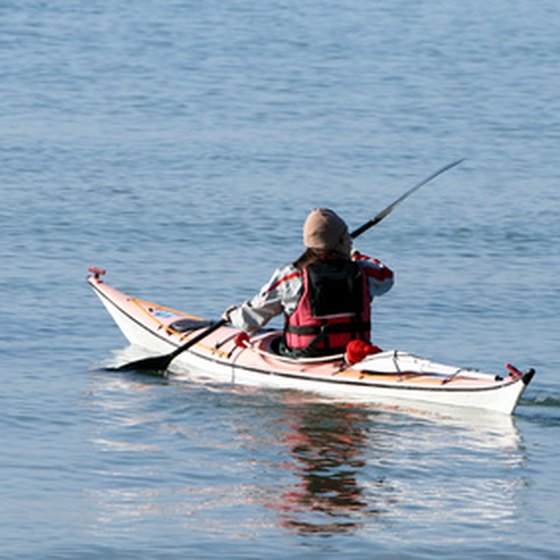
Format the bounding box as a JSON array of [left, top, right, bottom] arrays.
[[117, 159, 463, 371], [349, 158, 465, 239], [116, 318, 227, 371]]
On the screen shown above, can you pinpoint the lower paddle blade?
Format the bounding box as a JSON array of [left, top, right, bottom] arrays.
[[108, 318, 228, 373], [112, 354, 174, 372]]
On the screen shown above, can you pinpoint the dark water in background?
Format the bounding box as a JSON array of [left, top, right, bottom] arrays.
[[1, 1, 559, 557]]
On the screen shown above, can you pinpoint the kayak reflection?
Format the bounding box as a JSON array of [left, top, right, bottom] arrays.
[[271, 402, 393, 534], [268, 396, 522, 536], [83, 368, 524, 542]]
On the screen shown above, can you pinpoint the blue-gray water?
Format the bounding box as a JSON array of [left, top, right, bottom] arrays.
[[1, 1, 559, 558]]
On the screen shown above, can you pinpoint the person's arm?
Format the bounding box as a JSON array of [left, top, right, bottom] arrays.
[[226, 265, 303, 333], [352, 250, 394, 298]]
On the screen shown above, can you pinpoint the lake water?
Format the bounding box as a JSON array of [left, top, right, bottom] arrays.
[[1, 1, 559, 558]]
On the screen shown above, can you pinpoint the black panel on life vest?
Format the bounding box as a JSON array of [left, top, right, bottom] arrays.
[[306, 260, 364, 317]]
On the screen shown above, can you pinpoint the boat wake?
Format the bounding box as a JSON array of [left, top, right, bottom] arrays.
[[517, 395, 560, 428], [521, 395, 560, 408]]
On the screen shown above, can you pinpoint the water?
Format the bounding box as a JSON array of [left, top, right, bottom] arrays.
[[1, 0, 559, 557]]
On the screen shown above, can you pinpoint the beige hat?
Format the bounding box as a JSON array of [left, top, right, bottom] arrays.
[[303, 208, 349, 251]]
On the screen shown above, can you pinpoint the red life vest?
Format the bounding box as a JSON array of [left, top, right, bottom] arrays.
[[284, 259, 371, 356]]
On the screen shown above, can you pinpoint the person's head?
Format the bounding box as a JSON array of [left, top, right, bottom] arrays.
[[302, 208, 352, 257]]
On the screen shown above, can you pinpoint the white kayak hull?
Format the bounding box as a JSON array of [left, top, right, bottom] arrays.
[[87, 269, 535, 415]]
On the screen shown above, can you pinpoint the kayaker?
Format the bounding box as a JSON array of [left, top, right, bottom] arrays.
[[223, 208, 394, 357]]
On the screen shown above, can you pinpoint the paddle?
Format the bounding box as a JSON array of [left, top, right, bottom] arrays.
[[116, 159, 463, 372], [350, 158, 465, 239], [115, 318, 227, 372]]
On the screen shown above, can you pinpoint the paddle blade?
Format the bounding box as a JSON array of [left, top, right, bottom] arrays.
[[109, 318, 228, 373], [113, 353, 175, 372]]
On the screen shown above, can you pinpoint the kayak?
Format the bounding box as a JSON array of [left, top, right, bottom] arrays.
[[87, 267, 535, 415]]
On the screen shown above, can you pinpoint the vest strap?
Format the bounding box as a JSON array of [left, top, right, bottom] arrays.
[[285, 320, 371, 336]]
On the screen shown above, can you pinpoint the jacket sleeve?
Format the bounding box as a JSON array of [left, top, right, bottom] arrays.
[[228, 265, 304, 333], [352, 251, 395, 298]]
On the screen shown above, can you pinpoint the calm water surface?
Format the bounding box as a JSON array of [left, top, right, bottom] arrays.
[[1, 1, 559, 558]]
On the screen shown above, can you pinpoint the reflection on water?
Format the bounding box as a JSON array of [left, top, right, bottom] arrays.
[[268, 395, 524, 536], [271, 404, 391, 534], [83, 371, 526, 544]]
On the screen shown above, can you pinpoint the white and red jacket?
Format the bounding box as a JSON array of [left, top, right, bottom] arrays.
[[229, 252, 394, 354]]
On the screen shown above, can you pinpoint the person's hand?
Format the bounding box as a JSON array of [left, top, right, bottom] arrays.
[[235, 332, 250, 348], [222, 305, 237, 323], [352, 249, 373, 261]]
